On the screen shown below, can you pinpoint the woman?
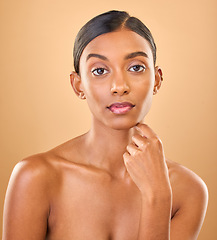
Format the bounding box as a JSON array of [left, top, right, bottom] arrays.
[[3, 10, 208, 239]]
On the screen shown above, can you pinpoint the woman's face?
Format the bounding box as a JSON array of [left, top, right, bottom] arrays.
[[72, 29, 161, 130]]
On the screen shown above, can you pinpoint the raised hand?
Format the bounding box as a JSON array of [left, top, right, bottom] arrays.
[[123, 123, 172, 202]]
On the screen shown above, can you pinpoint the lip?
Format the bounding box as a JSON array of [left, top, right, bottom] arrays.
[[107, 102, 135, 114]]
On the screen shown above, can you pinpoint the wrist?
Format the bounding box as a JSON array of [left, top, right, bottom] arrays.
[[141, 188, 172, 207]]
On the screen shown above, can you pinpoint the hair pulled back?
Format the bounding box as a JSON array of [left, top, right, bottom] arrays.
[[73, 10, 156, 74]]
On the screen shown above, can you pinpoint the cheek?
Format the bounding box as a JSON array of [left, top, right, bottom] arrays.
[[81, 73, 110, 104], [135, 79, 154, 118], [136, 76, 153, 99], [85, 82, 106, 101], [80, 71, 106, 100], [83, 82, 109, 116]]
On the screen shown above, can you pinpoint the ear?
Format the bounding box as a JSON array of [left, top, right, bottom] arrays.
[[153, 66, 163, 95], [70, 71, 86, 99]]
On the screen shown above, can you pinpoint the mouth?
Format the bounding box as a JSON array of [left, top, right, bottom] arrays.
[[107, 102, 135, 114]]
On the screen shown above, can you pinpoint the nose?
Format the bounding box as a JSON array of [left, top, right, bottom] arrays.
[[110, 72, 130, 96]]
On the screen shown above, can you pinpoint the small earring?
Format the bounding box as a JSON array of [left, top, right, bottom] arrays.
[[153, 88, 158, 95], [80, 93, 86, 99]]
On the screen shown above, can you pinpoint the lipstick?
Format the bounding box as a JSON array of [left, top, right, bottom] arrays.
[[107, 102, 135, 114]]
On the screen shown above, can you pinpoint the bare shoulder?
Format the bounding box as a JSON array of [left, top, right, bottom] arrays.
[[9, 133, 87, 190], [10, 152, 58, 189], [5, 151, 61, 212], [166, 159, 208, 239], [3, 152, 61, 239], [166, 159, 208, 201]]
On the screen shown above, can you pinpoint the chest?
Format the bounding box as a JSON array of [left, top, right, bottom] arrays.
[[48, 172, 142, 240]]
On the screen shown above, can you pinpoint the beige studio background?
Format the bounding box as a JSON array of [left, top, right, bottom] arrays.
[[0, 0, 217, 238]]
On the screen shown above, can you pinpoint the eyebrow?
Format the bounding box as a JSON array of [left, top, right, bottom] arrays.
[[86, 51, 149, 62], [86, 53, 108, 62], [125, 51, 149, 60]]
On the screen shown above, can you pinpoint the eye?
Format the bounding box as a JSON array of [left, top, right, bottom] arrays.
[[128, 64, 146, 73], [91, 68, 109, 76]]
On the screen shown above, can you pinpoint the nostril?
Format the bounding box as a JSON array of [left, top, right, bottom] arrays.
[[112, 90, 129, 96], [111, 82, 130, 95]]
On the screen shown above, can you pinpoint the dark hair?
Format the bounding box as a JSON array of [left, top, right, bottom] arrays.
[[73, 10, 156, 74]]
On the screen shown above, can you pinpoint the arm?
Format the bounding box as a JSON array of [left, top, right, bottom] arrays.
[[138, 192, 171, 239], [3, 157, 51, 240], [123, 123, 208, 240], [138, 170, 208, 240], [169, 169, 208, 239]]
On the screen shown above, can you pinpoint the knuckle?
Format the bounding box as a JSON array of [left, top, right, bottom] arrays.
[[127, 143, 135, 150], [130, 143, 136, 148], [132, 134, 140, 141], [123, 152, 128, 157], [123, 152, 130, 161], [151, 136, 161, 144], [140, 141, 148, 149], [136, 123, 146, 131]]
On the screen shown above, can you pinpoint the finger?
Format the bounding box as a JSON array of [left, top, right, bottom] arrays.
[[123, 151, 130, 161], [135, 123, 157, 139], [123, 152, 131, 166], [132, 134, 149, 149], [126, 143, 141, 156]]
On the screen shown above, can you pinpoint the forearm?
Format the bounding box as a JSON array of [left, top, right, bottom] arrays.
[[137, 194, 172, 240]]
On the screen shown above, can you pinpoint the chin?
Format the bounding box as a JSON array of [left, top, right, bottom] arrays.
[[93, 109, 147, 130], [106, 118, 139, 130]]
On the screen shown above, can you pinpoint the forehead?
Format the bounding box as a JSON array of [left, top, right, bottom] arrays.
[[80, 29, 153, 63]]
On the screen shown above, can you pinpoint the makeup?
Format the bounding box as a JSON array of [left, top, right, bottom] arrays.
[[107, 102, 135, 114]]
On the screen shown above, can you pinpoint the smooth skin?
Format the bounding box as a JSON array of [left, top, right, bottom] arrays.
[[3, 29, 208, 240]]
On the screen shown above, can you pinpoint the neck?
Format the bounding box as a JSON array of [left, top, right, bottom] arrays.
[[84, 119, 137, 178]]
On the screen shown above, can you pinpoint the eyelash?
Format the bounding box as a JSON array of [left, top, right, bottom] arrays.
[[91, 68, 109, 76], [128, 64, 146, 73], [91, 64, 146, 76]]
